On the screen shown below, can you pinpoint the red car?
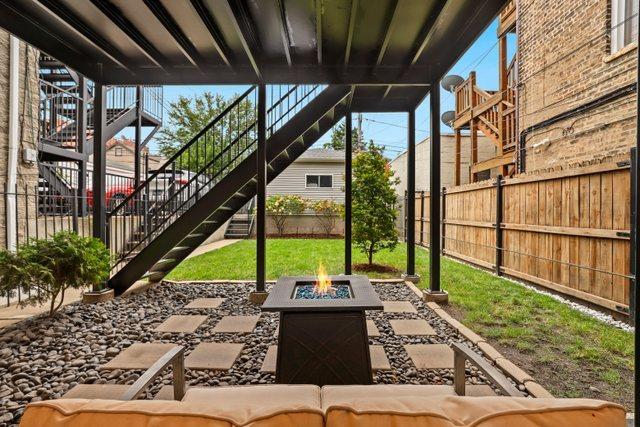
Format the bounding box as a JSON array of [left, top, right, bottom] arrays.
[[86, 184, 136, 212]]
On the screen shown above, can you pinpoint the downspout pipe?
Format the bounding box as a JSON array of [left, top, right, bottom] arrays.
[[518, 82, 636, 173], [5, 36, 19, 251]]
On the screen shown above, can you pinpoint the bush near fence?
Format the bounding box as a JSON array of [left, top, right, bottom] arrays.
[[407, 155, 633, 315]]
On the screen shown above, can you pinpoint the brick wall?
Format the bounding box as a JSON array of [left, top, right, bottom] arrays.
[[518, 0, 637, 171], [0, 29, 41, 248]]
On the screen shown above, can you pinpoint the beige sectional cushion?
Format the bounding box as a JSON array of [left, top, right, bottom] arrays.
[[322, 393, 625, 427], [20, 385, 323, 427]]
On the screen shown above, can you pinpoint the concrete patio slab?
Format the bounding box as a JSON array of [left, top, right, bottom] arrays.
[[61, 384, 130, 399], [404, 344, 454, 369], [366, 319, 381, 337], [101, 343, 179, 370], [185, 343, 244, 370], [184, 298, 225, 309], [465, 384, 497, 397], [390, 319, 436, 336], [382, 301, 417, 313], [370, 345, 391, 371], [212, 315, 259, 333], [154, 315, 208, 333], [261, 345, 277, 373]]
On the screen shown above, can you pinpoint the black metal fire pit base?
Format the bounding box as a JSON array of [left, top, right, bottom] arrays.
[[262, 275, 383, 386]]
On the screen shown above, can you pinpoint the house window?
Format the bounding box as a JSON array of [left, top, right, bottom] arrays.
[[114, 147, 124, 157], [306, 174, 333, 188], [611, 0, 638, 53]]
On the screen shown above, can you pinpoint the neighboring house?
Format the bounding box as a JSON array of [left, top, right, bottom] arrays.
[[390, 133, 495, 197], [267, 148, 345, 202], [105, 136, 166, 176]]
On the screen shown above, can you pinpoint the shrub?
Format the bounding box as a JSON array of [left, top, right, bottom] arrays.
[[264, 195, 307, 236], [0, 232, 111, 317], [311, 200, 343, 235], [352, 143, 399, 265]]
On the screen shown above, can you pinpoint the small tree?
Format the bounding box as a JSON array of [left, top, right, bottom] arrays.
[[265, 195, 307, 236], [0, 232, 111, 316], [352, 142, 400, 265], [323, 121, 366, 151], [311, 200, 343, 236]]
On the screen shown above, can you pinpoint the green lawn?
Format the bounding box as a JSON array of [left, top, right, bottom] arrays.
[[167, 238, 634, 408]]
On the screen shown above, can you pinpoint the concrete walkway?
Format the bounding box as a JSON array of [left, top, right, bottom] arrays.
[[187, 239, 240, 259]]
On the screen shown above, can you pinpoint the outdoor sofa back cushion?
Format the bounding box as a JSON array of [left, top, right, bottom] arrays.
[[19, 385, 324, 427], [321, 387, 626, 427]]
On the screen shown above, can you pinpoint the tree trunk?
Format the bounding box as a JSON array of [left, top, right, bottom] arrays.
[[49, 290, 60, 317], [368, 243, 374, 265]]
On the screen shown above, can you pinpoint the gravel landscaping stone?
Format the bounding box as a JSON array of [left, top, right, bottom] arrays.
[[0, 281, 518, 426]]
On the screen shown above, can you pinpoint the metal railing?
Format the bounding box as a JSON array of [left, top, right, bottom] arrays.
[[107, 84, 322, 271]]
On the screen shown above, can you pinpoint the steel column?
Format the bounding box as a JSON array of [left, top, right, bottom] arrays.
[[634, 2, 640, 420], [429, 83, 441, 292], [406, 110, 416, 276], [92, 83, 107, 242], [345, 113, 353, 274], [134, 86, 142, 188], [77, 76, 88, 217], [256, 84, 267, 292]]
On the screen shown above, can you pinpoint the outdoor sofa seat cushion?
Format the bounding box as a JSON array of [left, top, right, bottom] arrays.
[[321, 386, 625, 427], [19, 384, 324, 427]]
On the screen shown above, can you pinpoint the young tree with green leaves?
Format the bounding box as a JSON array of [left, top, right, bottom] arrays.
[[352, 142, 400, 265], [156, 91, 255, 172]]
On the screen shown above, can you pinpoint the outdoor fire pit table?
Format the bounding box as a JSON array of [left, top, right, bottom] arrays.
[[261, 275, 383, 386]]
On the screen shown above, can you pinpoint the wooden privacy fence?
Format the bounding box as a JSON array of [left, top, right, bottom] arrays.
[[407, 159, 633, 315]]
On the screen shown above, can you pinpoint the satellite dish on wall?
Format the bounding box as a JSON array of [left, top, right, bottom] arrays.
[[441, 75, 464, 93], [441, 110, 456, 128]]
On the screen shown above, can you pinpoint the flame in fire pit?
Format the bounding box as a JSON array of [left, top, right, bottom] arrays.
[[314, 262, 332, 295]]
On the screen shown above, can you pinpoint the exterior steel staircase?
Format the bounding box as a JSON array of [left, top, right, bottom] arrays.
[[108, 85, 350, 294], [224, 198, 255, 238]]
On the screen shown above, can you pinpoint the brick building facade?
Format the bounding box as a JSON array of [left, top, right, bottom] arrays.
[[518, 0, 638, 171], [0, 29, 40, 248]]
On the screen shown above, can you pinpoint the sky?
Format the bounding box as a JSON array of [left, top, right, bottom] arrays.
[[122, 19, 515, 161]]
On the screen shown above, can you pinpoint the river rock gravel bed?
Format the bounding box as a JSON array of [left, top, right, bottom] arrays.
[[0, 281, 516, 426]]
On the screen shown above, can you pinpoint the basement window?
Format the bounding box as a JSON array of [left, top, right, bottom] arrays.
[[306, 174, 333, 188], [611, 0, 638, 53]]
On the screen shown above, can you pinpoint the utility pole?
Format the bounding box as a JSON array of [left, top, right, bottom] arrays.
[[357, 113, 363, 148]]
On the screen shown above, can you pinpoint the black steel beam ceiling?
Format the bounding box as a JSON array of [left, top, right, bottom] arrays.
[[190, 0, 233, 68]]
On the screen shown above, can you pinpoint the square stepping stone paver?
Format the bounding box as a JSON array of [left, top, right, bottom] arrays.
[[212, 315, 260, 333], [261, 345, 277, 373], [62, 384, 129, 399], [389, 319, 436, 336], [369, 345, 391, 371], [184, 298, 225, 309], [465, 384, 497, 397], [366, 320, 381, 337], [154, 315, 207, 333], [101, 343, 178, 370], [185, 343, 244, 370], [404, 344, 454, 369], [382, 301, 417, 313]]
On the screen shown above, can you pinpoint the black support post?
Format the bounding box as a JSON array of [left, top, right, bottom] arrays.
[[256, 84, 267, 293], [495, 175, 503, 276], [345, 114, 353, 274], [404, 109, 418, 282], [420, 190, 425, 245], [134, 86, 142, 188], [92, 83, 107, 243], [424, 81, 447, 302], [634, 1, 640, 419], [77, 76, 88, 217]]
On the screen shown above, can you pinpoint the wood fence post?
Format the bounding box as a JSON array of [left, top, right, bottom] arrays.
[[420, 191, 425, 245], [630, 148, 637, 320], [441, 187, 446, 254], [495, 175, 503, 276]]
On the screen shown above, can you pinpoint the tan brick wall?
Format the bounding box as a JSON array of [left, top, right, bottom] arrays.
[[518, 0, 637, 171], [0, 29, 41, 248]]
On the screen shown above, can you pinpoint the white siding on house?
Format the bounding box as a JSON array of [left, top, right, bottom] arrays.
[[268, 161, 344, 202]]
